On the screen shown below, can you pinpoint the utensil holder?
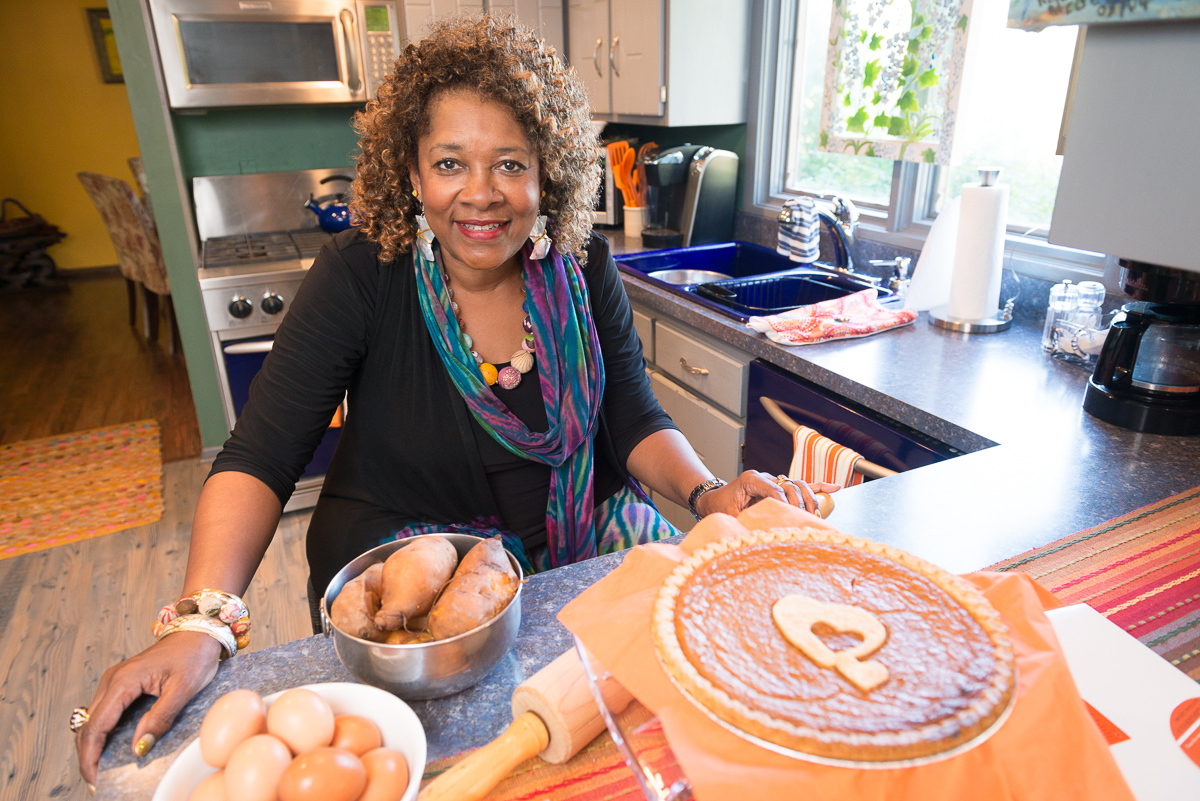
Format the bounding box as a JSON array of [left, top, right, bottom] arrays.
[[624, 206, 646, 241]]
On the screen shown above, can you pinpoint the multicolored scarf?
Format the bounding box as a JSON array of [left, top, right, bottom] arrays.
[[413, 242, 605, 568]]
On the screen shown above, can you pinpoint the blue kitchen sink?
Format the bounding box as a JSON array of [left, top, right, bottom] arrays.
[[615, 241, 890, 322]]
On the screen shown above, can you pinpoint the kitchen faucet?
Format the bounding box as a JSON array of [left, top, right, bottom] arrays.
[[815, 192, 862, 278]]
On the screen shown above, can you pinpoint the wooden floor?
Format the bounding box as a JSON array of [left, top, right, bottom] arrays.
[[0, 458, 314, 801], [0, 273, 308, 798], [0, 271, 202, 461]]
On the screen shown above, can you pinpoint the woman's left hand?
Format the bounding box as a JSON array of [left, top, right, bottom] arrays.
[[696, 471, 840, 518]]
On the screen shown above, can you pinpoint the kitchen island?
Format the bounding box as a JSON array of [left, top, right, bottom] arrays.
[[95, 245, 1200, 798]]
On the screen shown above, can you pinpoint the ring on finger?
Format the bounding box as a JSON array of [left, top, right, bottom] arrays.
[[70, 706, 90, 732], [774, 474, 792, 486]]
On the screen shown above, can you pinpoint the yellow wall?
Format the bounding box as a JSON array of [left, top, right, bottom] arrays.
[[0, 1, 142, 270]]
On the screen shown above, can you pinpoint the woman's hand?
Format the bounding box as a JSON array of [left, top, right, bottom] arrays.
[[76, 632, 223, 788], [696, 471, 840, 518]]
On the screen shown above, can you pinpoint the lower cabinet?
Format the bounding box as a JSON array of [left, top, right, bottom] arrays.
[[631, 302, 747, 532]]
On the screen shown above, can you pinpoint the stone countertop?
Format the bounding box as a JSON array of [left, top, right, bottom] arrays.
[[607, 232, 1200, 573], [97, 234, 1200, 798], [95, 547, 630, 798]]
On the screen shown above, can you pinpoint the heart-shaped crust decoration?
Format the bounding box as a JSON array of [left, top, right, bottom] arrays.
[[772, 594, 890, 692]]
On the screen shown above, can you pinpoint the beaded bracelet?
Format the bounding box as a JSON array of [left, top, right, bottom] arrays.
[[155, 614, 239, 659], [153, 588, 252, 652]]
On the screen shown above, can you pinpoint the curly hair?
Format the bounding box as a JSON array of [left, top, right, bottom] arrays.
[[351, 15, 601, 265]]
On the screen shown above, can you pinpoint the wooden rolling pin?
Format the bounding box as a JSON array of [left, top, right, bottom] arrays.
[[417, 495, 832, 801], [417, 648, 631, 801]]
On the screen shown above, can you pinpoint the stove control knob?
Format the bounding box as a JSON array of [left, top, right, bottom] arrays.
[[229, 296, 253, 319], [261, 292, 284, 315]]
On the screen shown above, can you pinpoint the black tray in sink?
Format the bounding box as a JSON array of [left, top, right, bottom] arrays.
[[696, 272, 889, 320]]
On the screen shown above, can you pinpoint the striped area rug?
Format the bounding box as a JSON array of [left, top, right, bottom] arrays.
[[990, 485, 1200, 681], [0, 420, 164, 559]]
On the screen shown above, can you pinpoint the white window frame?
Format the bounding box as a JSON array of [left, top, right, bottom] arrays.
[[744, 0, 1121, 288]]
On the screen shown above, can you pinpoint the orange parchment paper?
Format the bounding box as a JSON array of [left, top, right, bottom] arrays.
[[557, 499, 1135, 801]]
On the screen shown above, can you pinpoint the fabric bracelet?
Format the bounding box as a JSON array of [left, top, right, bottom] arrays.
[[155, 614, 238, 659], [153, 589, 252, 651]]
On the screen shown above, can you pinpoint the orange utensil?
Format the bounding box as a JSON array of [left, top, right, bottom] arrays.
[[621, 150, 640, 207], [605, 142, 630, 201]]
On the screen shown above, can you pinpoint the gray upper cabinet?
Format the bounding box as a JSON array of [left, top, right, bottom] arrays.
[[400, 1, 564, 60], [567, 0, 749, 126]]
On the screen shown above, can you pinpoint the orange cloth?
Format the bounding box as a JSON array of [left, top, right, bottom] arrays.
[[557, 499, 1134, 801], [788, 424, 865, 487]]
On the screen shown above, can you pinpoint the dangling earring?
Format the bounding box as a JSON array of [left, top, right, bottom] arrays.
[[413, 189, 435, 261], [528, 215, 551, 260]]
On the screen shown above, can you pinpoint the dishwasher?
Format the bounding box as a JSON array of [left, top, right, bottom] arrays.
[[743, 360, 961, 482]]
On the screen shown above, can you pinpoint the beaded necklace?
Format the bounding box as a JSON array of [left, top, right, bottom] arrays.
[[447, 275, 537, 390]]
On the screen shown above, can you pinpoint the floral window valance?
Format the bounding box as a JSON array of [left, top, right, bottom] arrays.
[[818, 0, 974, 165]]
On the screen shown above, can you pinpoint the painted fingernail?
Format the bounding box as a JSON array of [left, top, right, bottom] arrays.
[[134, 733, 156, 757], [87, 783, 96, 796]]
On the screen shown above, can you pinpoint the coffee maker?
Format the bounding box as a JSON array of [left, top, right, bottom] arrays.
[[1083, 260, 1200, 435], [640, 145, 738, 249]]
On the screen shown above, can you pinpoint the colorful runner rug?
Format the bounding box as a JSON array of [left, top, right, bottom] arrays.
[[990, 484, 1200, 681], [0, 420, 164, 559]]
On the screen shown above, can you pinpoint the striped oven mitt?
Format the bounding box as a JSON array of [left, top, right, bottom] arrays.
[[788, 424, 865, 488], [777, 196, 820, 263]]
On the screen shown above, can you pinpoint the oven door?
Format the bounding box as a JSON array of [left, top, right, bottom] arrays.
[[221, 335, 343, 482], [150, 0, 400, 108], [744, 360, 957, 482]]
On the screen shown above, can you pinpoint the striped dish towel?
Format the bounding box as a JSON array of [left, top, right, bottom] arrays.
[[777, 197, 820, 263], [788, 425, 865, 488]]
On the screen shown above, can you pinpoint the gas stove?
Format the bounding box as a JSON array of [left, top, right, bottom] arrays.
[[198, 228, 331, 332]]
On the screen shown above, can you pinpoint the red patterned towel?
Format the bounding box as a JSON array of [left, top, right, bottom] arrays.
[[747, 288, 916, 345]]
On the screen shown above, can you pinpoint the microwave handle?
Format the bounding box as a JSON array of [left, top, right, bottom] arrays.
[[340, 9, 363, 95]]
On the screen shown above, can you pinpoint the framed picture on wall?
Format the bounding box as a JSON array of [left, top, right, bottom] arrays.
[[87, 8, 124, 84]]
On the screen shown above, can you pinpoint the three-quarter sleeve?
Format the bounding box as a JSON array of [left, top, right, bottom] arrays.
[[584, 235, 678, 471], [208, 234, 379, 506]]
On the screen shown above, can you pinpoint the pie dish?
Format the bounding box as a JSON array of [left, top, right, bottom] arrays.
[[652, 527, 1016, 763]]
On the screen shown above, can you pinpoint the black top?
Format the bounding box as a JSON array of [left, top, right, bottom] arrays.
[[210, 230, 675, 594]]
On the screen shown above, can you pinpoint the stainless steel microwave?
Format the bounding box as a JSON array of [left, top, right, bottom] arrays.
[[149, 0, 401, 108]]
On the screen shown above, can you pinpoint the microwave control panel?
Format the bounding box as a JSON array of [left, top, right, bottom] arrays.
[[363, 4, 400, 96]]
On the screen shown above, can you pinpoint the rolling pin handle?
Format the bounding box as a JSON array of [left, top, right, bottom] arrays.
[[417, 711, 549, 801], [815, 491, 834, 519]]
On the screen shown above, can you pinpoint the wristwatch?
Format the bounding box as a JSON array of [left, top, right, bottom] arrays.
[[687, 478, 727, 521]]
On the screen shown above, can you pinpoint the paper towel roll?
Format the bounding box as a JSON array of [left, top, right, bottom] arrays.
[[907, 195, 961, 311], [947, 180, 1009, 320]]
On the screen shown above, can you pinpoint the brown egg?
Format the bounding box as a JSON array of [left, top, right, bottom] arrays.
[[266, 688, 335, 754], [187, 770, 227, 801], [224, 734, 292, 801], [199, 689, 267, 768], [276, 747, 367, 801], [330, 715, 383, 756], [358, 748, 410, 801]]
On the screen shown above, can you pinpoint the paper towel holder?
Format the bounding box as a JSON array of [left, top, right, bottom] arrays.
[[928, 165, 1013, 333]]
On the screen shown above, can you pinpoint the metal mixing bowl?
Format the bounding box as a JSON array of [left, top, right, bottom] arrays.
[[321, 534, 523, 700], [647, 268, 731, 285]]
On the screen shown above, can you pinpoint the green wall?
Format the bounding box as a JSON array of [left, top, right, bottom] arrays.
[[108, 0, 229, 449], [174, 106, 360, 180]]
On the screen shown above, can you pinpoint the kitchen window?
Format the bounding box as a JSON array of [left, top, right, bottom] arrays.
[[748, 0, 1115, 285]]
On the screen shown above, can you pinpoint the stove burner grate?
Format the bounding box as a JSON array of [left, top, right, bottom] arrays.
[[202, 230, 329, 270]]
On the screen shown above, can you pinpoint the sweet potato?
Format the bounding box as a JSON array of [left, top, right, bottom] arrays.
[[374, 536, 458, 631], [428, 536, 519, 640], [384, 628, 434, 645], [331, 563, 386, 642]]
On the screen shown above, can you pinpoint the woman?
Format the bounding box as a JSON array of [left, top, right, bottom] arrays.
[[74, 15, 835, 788]]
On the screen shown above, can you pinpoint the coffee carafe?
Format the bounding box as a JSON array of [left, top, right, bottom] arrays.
[[640, 145, 738, 249], [1084, 260, 1200, 435]]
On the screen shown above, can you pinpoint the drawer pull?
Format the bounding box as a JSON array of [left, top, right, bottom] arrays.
[[680, 357, 709, 376]]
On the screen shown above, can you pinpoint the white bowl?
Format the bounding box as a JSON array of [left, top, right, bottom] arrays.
[[151, 682, 426, 801]]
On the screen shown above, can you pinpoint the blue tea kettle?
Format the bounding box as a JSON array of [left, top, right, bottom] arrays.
[[304, 174, 354, 233]]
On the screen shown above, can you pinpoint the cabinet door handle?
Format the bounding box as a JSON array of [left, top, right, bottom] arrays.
[[592, 37, 603, 77], [609, 35, 620, 78], [680, 357, 708, 376]]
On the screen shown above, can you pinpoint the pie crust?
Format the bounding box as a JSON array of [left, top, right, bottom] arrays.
[[652, 527, 1016, 763]]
